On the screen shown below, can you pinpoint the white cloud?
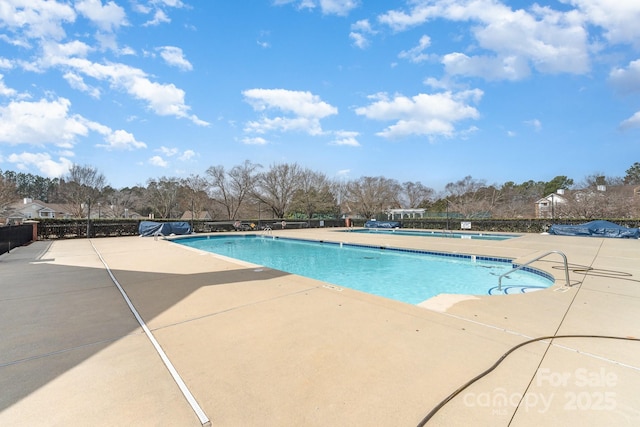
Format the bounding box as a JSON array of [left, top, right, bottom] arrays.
[[442, 53, 530, 81], [148, 155, 168, 167], [157, 46, 192, 71], [98, 129, 147, 151], [178, 149, 195, 161], [7, 152, 73, 178], [242, 88, 337, 136], [398, 35, 432, 63], [331, 130, 360, 147], [0, 2, 206, 128], [143, 9, 171, 26], [138, 0, 185, 26], [257, 32, 271, 49], [42, 40, 93, 61], [275, 0, 359, 16], [63, 72, 101, 98], [349, 32, 368, 49], [379, 0, 590, 80], [36, 43, 208, 126], [0, 96, 145, 151], [620, 111, 640, 130], [244, 89, 337, 117], [0, 75, 17, 97], [0, 0, 76, 40], [609, 59, 640, 94], [241, 137, 268, 145], [75, 0, 127, 32], [473, 5, 589, 75], [0, 98, 89, 147], [153, 146, 194, 160], [525, 119, 542, 131], [377, 4, 432, 31], [350, 19, 375, 49], [157, 146, 179, 156], [566, 0, 640, 46], [318, 0, 360, 16], [0, 58, 14, 69], [152, 0, 185, 7], [355, 90, 482, 139]]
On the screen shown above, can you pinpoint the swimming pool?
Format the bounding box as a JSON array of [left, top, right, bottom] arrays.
[[173, 235, 553, 304], [346, 228, 518, 241]]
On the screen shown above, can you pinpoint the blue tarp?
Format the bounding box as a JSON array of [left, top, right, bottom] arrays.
[[138, 221, 192, 237], [364, 220, 401, 228], [548, 220, 639, 239]]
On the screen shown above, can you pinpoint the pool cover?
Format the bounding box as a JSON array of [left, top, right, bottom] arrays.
[[548, 220, 639, 238], [139, 221, 192, 237], [364, 220, 401, 228]]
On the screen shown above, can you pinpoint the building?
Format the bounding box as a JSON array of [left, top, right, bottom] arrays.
[[4, 198, 74, 223], [535, 186, 640, 219], [534, 190, 568, 219], [386, 208, 426, 220]]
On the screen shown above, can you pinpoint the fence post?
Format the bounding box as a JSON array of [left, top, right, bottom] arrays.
[[31, 221, 38, 241], [24, 220, 39, 242]]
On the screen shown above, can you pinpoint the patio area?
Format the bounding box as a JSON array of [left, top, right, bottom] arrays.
[[1, 229, 639, 426]]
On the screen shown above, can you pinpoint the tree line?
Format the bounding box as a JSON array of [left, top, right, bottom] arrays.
[[1, 161, 640, 221]]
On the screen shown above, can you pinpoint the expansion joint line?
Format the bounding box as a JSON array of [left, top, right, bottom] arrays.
[[89, 240, 211, 427], [508, 241, 602, 426]]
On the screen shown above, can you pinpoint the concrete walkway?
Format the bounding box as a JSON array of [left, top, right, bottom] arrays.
[[1, 229, 639, 426]]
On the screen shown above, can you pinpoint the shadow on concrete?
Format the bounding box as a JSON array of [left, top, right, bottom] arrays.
[[0, 242, 291, 413]]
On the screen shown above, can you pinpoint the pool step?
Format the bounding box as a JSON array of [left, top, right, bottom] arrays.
[[487, 285, 547, 295]]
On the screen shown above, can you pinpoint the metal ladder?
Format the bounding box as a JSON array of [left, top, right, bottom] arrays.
[[498, 250, 570, 291]]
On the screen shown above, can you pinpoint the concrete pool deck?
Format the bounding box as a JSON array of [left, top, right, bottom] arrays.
[[1, 228, 639, 426]]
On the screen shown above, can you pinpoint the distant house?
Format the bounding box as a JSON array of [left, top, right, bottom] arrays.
[[535, 186, 640, 218], [3, 198, 144, 222], [180, 210, 213, 221], [5, 198, 75, 223], [535, 190, 568, 219], [386, 208, 426, 220]]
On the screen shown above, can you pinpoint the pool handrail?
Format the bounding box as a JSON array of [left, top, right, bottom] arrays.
[[498, 250, 570, 291]]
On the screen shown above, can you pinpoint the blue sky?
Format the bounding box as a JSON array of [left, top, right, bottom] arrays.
[[1, 0, 639, 191]]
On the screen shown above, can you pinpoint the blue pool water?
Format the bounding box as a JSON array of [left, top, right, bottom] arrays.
[[173, 235, 553, 304], [347, 228, 517, 240]]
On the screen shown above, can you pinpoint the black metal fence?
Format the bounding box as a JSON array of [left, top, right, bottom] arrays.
[[399, 218, 640, 233], [0, 224, 34, 256], [36, 220, 140, 240], [13, 217, 640, 242], [33, 218, 348, 240]]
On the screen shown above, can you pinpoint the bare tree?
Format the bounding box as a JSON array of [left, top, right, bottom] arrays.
[[345, 176, 401, 219], [0, 172, 18, 214], [58, 164, 107, 218], [444, 176, 493, 217], [580, 173, 623, 189], [179, 174, 211, 220], [493, 180, 544, 218], [563, 184, 638, 219], [103, 186, 146, 218], [401, 181, 434, 208], [207, 160, 261, 220], [255, 163, 303, 218], [289, 168, 337, 218], [146, 177, 181, 219]]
